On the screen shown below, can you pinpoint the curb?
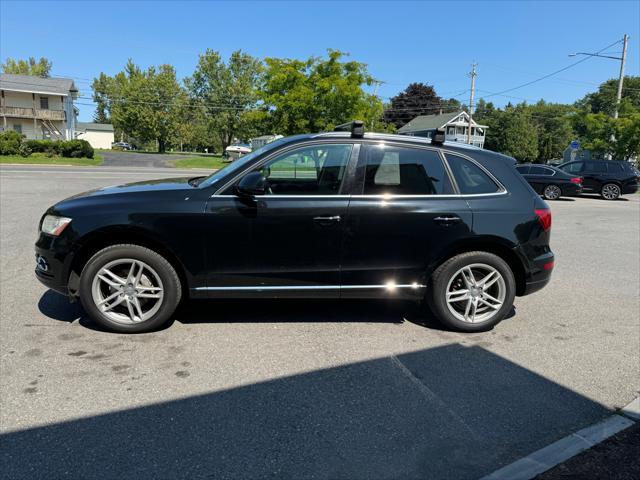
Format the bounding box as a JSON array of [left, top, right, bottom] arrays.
[[479, 397, 639, 480]]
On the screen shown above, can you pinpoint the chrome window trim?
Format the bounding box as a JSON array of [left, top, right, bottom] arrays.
[[210, 191, 508, 199], [194, 284, 426, 291], [441, 150, 507, 194]]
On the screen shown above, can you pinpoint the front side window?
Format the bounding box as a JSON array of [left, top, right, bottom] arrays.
[[587, 161, 607, 173], [363, 145, 452, 195], [253, 143, 353, 195], [40, 97, 49, 109], [446, 154, 501, 195]]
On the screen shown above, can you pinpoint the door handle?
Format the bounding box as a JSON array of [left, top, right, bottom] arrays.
[[313, 215, 341, 225], [434, 215, 462, 225]]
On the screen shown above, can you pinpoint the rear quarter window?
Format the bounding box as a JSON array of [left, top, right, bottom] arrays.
[[445, 154, 502, 195]]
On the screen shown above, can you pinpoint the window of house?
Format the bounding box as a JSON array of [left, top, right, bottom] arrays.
[[13, 124, 22, 134], [446, 154, 501, 195], [40, 97, 49, 109], [252, 143, 353, 195], [363, 145, 452, 195]]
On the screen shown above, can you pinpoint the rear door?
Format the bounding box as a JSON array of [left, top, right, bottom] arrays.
[[340, 142, 472, 298], [582, 161, 608, 192]]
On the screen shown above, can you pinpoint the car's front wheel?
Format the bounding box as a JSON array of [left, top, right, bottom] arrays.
[[543, 184, 562, 200], [601, 183, 621, 200], [427, 251, 516, 332], [79, 244, 181, 333]]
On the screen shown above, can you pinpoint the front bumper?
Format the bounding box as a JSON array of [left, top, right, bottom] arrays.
[[34, 233, 75, 296]]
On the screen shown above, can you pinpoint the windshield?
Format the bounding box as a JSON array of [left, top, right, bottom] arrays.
[[199, 138, 291, 188]]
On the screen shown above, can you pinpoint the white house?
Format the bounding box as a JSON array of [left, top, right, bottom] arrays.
[[0, 73, 78, 140], [397, 111, 488, 148], [75, 122, 115, 149]]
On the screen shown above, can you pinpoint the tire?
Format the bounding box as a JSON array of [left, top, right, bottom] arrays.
[[79, 244, 181, 333], [426, 251, 516, 332], [601, 183, 621, 200], [543, 184, 562, 200]]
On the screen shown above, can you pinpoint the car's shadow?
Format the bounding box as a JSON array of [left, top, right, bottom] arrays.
[[38, 289, 515, 333]]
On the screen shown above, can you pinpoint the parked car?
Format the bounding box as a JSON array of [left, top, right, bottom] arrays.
[[515, 164, 582, 200], [35, 123, 554, 333], [112, 142, 134, 151], [557, 160, 638, 200]]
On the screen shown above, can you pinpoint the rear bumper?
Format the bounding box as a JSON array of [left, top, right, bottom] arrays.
[[520, 251, 554, 296], [622, 183, 638, 195], [563, 184, 582, 196]]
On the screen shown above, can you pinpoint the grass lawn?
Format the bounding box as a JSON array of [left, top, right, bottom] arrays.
[[172, 156, 226, 169], [0, 153, 103, 166]]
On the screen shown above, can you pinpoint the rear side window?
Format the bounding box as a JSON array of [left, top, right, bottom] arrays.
[[363, 145, 453, 195], [563, 162, 584, 174], [515, 165, 530, 174], [606, 162, 623, 173], [446, 154, 501, 195]]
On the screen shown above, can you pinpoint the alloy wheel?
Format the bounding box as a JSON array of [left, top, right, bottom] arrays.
[[91, 258, 164, 324], [601, 184, 620, 200], [445, 263, 506, 324], [544, 185, 561, 200]]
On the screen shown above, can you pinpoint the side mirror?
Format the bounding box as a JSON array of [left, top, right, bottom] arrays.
[[235, 172, 267, 197]]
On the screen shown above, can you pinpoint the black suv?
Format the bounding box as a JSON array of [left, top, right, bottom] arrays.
[[35, 124, 554, 333], [558, 159, 638, 200]]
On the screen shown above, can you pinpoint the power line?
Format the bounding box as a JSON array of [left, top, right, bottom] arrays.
[[482, 38, 625, 99]]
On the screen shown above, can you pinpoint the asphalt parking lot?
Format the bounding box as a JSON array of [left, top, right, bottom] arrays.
[[1, 164, 639, 479]]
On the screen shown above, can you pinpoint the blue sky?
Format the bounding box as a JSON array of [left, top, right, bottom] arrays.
[[1, 0, 638, 121]]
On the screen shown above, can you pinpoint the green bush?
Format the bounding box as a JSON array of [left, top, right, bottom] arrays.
[[25, 139, 60, 155], [0, 130, 24, 155], [18, 143, 32, 157], [58, 139, 94, 158], [0, 133, 94, 159]]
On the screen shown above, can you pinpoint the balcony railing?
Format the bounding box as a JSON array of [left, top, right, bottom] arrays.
[[445, 133, 485, 144], [0, 106, 66, 121]]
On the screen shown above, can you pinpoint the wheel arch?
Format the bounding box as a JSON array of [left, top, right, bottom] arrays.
[[68, 226, 189, 298], [427, 238, 527, 296]]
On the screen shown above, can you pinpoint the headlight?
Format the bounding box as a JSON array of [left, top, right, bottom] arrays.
[[41, 215, 72, 236]]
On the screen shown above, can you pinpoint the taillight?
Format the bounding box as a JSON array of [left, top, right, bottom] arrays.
[[535, 208, 552, 232], [570, 177, 582, 185]]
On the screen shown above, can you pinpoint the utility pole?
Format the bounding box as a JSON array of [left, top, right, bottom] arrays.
[[613, 33, 628, 119], [371, 80, 385, 130], [467, 63, 477, 144]]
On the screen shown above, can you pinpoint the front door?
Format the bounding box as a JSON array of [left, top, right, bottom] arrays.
[[205, 142, 356, 297], [341, 143, 473, 299]]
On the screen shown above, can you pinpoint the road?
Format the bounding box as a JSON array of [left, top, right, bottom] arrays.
[[1, 164, 639, 479]]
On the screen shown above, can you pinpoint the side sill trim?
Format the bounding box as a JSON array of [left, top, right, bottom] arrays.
[[193, 284, 426, 292]]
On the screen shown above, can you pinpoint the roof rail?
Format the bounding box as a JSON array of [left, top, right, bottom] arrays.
[[334, 120, 365, 138], [431, 127, 445, 146]]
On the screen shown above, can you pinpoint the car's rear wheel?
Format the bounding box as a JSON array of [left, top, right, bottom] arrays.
[[79, 244, 181, 333], [601, 183, 621, 200], [543, 184, 562, 200], [427, 251, 516, 332]]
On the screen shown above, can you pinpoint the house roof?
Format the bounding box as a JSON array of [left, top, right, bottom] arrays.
[[76, 122, 114, 132], [397, 111, 462, 133], [0, 73, 77, 96]]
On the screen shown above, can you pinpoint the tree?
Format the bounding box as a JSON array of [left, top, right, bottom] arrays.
[[93, 60, 185, 152], [187, 49, 263, 152], [483, 106, 538, 162], [261, 50, 390, 135], [528, 101, 575, 162], [1, 57, 52, 77], [577, 111, 640, 160], [383, 83, 444, 128], [576, 76, 640, 115]]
